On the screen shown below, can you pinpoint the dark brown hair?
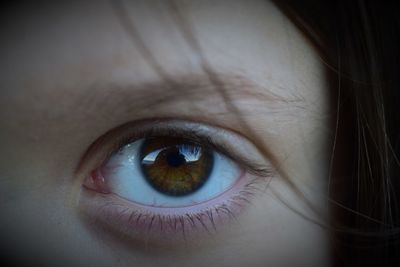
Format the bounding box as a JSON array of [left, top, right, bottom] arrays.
[[112, 0, 400, 265], [275, 0, 400, 266]]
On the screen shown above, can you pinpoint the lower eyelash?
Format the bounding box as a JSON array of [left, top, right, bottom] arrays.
[[79, 177, 267, 244]]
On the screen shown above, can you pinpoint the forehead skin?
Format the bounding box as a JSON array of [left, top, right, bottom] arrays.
[[0, 1, 330, 266]]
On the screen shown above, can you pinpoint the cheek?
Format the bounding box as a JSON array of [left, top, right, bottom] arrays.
[[226, 176, 330, 266]]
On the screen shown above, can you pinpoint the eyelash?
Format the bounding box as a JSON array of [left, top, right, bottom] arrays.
[[83, 177, 264, 242], [108, 127, 270, 177], [79, 120, 273, 242]]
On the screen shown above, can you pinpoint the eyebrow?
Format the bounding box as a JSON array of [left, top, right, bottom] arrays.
[[77, 73, 302, 119]]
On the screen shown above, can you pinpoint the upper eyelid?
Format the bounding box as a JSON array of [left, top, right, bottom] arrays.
[[123, 128, 273, 178], [75, 118, 274, 179]]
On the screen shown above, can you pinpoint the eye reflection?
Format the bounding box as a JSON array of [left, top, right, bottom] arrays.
[[140, 137, 214, 197]]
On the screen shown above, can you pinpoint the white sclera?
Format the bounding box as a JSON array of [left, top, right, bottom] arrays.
[[102, 139, 241, 207]]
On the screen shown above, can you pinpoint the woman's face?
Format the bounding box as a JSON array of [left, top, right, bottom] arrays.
[[0, 1, 331, 266]]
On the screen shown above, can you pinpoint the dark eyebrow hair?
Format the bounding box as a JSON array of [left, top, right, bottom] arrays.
[[76, 73, 302, 119]]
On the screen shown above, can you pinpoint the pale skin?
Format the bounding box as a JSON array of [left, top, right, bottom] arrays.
[[0, 1, 331, 266]]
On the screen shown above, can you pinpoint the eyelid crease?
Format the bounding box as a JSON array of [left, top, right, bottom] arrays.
[[75, 118, 274, 181]]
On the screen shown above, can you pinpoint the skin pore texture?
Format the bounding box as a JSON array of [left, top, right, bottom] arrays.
[[0, 1, 331, 266]]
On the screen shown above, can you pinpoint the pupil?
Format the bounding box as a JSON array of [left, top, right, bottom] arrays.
[[166, 150, 186, 167], [140, 137, 214, 197]]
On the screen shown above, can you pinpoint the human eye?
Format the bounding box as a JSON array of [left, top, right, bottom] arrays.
[[78, 119, 273, 243]]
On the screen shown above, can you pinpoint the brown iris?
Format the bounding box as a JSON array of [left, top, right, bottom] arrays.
[[140, 137, 214, 196]]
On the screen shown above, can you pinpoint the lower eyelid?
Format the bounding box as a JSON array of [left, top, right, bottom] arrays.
[[103, 158, 244, 209], [79, 174, 267, 244], [108, 168, 247, 210]]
